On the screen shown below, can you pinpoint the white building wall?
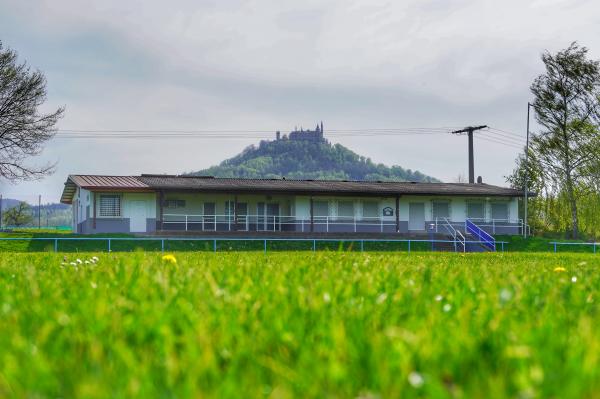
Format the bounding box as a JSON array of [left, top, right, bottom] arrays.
[[122, 192, 157, 221]]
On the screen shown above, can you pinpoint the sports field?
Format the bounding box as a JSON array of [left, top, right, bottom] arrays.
[[0, 251, 598, 398]]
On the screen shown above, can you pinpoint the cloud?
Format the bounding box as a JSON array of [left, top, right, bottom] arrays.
[[1, 0, 599, 201]]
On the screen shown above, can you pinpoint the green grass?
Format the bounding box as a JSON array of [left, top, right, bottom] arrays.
[[0, 252, 598, 398]]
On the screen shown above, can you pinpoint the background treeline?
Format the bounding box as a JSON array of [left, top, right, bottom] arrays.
[[508, 42, 600, 239], [1, 200, 71, 227]]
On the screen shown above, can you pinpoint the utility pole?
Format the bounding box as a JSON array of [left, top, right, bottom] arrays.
[[452, 125, 488, 183], [38, 194, 41, 229], [524, 103, 532, 238]]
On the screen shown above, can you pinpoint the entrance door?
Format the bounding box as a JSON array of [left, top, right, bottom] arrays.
[[266, 203, 280, 231], [257, 202, 280, 231], [130, 200, 147, 232], [408, 202, 425, 231], [203, 202, 216, 230]]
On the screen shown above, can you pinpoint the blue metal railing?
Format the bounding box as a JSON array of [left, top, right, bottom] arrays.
[[550, 241, 598, 253], [0, 237, 508, 253], [465, 219, 496, 251]]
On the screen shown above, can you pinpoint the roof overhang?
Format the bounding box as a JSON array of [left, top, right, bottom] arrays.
[[60, 174, 530, 204], [60, 175, 153, 204]]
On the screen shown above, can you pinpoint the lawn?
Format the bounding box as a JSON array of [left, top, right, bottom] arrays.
[[0, 252, 598, 398]]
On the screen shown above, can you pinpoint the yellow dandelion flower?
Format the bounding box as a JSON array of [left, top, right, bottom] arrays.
[[553, 266, 566, 272], [162, 254, 177, 264]]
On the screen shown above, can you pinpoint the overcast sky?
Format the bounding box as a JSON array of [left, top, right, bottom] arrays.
[[1, 0, 599, 202]]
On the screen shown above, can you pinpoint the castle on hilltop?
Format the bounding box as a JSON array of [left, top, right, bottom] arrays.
[[275, 121, 324, 143]]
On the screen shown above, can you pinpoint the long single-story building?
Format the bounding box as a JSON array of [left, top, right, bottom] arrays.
[[60, 174, 529, 237]]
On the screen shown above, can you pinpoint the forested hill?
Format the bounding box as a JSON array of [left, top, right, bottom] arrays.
[[188, 137, 439, 182]]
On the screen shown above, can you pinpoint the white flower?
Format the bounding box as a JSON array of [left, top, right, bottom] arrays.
[[323, 293, 331, 303], [443, 303, 452, 312], [500, 288, 513, 302], [435, 295, 443, 302], [76, 259, 82, 264], [70, 262, 77, 266], [376, 293, 387, 304], [84, 260, 90, 264], [408, 371, 424, 388], [571, 276, 577, 283], [92, 256, 99, 261]]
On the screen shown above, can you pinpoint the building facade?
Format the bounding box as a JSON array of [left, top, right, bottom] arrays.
[[61, 175, 527, 237]]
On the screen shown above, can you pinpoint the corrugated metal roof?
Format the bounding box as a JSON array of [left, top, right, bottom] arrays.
[[60, 175, 151, 204], [61, 174, 526, 204], [137, 175, 525, 197], [70, 175, 149, 189]]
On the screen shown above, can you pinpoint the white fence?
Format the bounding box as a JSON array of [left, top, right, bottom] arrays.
[[162, 214, 397, 233]]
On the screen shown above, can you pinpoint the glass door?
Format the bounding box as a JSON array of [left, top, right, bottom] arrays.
[[257, 202, 280, 231], [203, 202, 216, 231], [266, 203, 280, 231]]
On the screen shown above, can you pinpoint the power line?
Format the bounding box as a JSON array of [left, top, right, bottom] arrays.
[[477, 135, 523, 150], [482, 130, 526, 145], [488, 127, 526, 138], [52, 127, 457, 139]]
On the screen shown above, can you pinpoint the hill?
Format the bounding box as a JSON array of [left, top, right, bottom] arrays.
[[189, 131, 438, 182]]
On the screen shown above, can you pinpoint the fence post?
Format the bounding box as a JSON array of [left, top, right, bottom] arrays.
[[313, 239, 316, 252], [360, 240, 364, 252], [594, 243, 596, 254], [108, 239, 111, 253], [185, 215, 188, 231], [554, 242, 557, 253], [161, 239, 165, 253], [54, 239, 58, 252], [501, 242, 504, 252], [264, 239, 267, 254], [213, 239, 217, 252], [408, 240, 411, 253], [493, 219, 496, 234]]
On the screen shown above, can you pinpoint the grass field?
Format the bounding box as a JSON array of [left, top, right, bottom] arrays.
[[0, 251, 599, 398]]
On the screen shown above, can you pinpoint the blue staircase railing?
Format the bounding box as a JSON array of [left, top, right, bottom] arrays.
[[465, 219, 496, 251]]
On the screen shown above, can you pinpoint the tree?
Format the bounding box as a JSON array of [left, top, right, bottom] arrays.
[[0, 41, 64, 181], [3, 201, 33, 226], [528, 42, 600, 238]]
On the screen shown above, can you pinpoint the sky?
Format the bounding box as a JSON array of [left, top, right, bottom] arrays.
[[1, 0, 599, 203]]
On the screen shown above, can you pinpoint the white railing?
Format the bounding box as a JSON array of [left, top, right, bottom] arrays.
[[162, 214, 396, 233], [435, 217, 530, 236], [438, 217, 465, 252], [467, 218, 531, 236]]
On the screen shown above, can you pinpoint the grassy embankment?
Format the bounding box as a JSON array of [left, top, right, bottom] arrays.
[[0, 251, 598, 398], [0, 228, 596, 253]]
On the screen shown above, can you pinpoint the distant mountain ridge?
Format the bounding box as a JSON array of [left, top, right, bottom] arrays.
[[188, 124, 439, 182]]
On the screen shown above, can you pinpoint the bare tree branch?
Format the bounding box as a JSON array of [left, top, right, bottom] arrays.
[[0, 41, 64, 182]]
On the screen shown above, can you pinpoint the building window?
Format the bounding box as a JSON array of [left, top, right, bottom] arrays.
[[491, 202, 509, 220], [165, 199, 186, 209], [337, 201, 354, 218], [313, 200, 329, 217], [225, 201, 234, 216], [467, 202, 485, 220], [432, 201, 450, 220], [225, 201, 248, 215], [99, 195, 121, 217], [362, 201, 378, 218]]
